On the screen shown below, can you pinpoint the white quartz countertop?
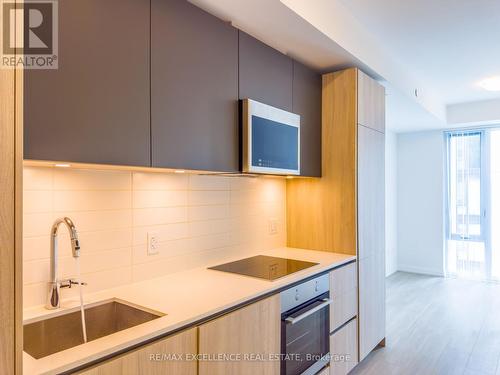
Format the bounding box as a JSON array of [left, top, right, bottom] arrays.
[[23, 247, 355, 375]]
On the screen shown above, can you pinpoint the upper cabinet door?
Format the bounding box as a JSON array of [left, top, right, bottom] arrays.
[[357, 70, 385, 133], [24, 0, 150, 167], [239, 31, 293, 112], [292, 60, 321, 177], [151, 0, 239, 172]]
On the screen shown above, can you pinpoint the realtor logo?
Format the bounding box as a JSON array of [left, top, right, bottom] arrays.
[[1, 0, 58, 69]]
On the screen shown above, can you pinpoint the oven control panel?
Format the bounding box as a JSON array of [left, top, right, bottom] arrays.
[[280, 273, 329, 313]]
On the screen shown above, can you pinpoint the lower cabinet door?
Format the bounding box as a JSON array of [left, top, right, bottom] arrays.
[[330, 319, 358, 375], [330, 263, 358, 332], [331, 289, 358, 332], [198, 295, 281, 375], [77, 328, 197, 375], [359, 253, 385, 360]]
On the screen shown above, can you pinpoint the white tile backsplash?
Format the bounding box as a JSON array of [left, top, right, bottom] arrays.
[[133, 206, 188, 226], [188, 175, 231, 191], [23, 212, 55, 237], [132, 238, 191, 264], [188, 218, 230, 237], [24, 167, 54, 190], [23, 190, 53, 213], [23, 166, 286, 308], [133, 190, 188, 208], [54, 190, 132, 211], [187, 204, 229, 221], [188, 190, 230, 206], [53, 168, 131, 191], [133, 223, 188, 245], [52, 209, 133, 232], [132, 172, 188, 190]]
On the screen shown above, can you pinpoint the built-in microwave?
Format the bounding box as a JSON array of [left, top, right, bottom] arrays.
[[241, 99, 300, 175]]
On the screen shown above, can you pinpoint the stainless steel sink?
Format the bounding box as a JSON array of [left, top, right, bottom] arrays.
[[24, 300, 163, 359]]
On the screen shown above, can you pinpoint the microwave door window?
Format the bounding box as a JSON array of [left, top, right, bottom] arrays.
[[251, 115, 298, 170]]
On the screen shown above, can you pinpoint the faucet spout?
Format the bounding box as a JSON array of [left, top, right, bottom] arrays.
[[51, 217, 80, 257], [46, 217, 82, 310]]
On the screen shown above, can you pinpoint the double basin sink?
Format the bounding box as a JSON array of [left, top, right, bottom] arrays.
[[24, 300, 163, 359]]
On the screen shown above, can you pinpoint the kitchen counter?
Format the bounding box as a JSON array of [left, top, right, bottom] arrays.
[[23, 247, 355, 375]]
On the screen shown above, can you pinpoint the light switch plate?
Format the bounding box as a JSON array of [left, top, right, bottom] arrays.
[[147, 231, 160, 255], [268, 219, 278, 235]]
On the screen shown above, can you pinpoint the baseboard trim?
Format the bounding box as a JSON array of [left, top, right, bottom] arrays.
[[385, 269, 397, 277], [397, 265, 444, 277]]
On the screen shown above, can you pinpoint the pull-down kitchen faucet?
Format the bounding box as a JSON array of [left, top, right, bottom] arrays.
[[46, 217, 85, 310]]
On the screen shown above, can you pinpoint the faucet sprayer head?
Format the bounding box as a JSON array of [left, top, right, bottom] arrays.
[[71, 237, 81, 257], [65, 218, 81, 258]]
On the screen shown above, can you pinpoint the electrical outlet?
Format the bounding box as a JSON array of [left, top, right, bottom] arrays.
[[268, 219, 278, 235], [147, 231, 160, 255]]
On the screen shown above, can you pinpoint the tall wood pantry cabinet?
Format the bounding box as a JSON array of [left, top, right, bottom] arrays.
[[356, 69, 386, 360], [286, 67, 386, 370]]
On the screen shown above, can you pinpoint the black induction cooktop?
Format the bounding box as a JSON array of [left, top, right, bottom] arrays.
[[208, 255, 318, 281]]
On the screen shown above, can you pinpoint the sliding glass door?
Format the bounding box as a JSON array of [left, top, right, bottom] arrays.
[[445, 128, 499, 281]]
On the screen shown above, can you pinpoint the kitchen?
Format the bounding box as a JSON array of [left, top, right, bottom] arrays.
[[1, 0, 385, 374]]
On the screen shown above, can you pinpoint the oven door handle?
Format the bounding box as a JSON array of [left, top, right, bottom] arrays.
[[285, 298, 332, 325]]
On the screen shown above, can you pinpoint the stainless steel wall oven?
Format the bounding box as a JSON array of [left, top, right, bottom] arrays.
[[280, 274, 331, 375]]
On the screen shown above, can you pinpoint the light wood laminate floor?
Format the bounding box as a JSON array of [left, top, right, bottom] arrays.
[[352, 272, 500, 375]]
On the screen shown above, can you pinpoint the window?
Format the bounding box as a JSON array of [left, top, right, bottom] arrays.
[[445, 128, 500, 281], [447, 132, 483, 240]]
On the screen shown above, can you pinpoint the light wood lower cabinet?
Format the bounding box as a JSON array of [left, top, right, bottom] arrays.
[[359, 253, 385, 360], [330, 319, 358, 375], [198, 295, 280, 375], [77, 328, 197, 375], [331, 289, 357, 332], [330, 263, 358, 332], [330, 263, 357, 297]]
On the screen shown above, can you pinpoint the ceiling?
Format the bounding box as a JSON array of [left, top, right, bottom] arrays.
[[384, 83, 444, 132], [338, 0, 500, 106], [190, 0, 500, 132], [189, 0, 366, 71]]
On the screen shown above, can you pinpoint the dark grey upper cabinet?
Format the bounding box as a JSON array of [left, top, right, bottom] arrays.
[[24, 0, 150, 166], [23, 0, 320, 175], [293, 61, 322, 177], [238, 31, 293, 112], [151, 0, 239, 172]]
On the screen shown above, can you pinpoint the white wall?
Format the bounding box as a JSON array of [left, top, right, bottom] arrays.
[[385, 130, 398, 276], [447, 98, 500, 126], [397, 130, 445, 276]]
